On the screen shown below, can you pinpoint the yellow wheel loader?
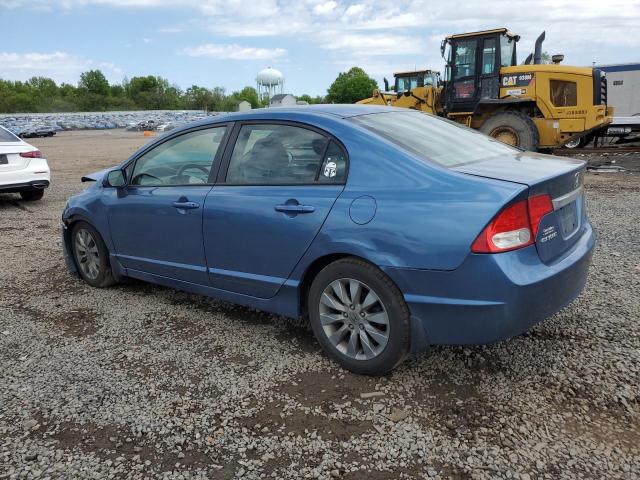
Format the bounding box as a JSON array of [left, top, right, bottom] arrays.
[[358, 28, 614, 151]]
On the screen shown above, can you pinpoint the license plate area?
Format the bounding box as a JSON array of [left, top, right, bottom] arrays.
[[0, 154, 7, 165], [557, 201, 579, 238]]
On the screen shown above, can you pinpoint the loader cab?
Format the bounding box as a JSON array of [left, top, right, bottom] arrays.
[[394, 70, 440, 94], [442, 28, 519, 113]]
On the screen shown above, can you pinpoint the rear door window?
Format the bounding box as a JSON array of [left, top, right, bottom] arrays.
[[225, 123, 347, 185]]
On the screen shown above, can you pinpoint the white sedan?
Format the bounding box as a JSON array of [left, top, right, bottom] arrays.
[[0, 126, 50, 201]]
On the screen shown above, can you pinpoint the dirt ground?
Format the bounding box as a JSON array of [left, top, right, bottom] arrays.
[[0, 130, 638, 479]]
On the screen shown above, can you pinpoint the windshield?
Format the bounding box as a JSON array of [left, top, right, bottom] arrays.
[[396, 73, 435, 92], [351, 111, 519, 167], [396, 75, 423, 92]]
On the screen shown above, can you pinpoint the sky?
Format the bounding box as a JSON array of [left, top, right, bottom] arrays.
[[1, 0, 639, 97]]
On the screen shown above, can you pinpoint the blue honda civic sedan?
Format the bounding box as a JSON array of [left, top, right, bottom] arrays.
[[62, 105, 594, 375]]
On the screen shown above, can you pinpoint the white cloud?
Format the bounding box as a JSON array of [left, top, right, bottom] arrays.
[[313, 0, 336, 15], [321, 32, 422, 56], [179, 43, 286, 60], [2, 0, 640, 81], [198, 0, 278, 17], [0, 51, 123, 83], [344, 4, 364, 16]]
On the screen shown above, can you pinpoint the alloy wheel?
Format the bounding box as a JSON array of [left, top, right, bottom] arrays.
[[75, 228, 101, 280], [318, 278, 390, 360]]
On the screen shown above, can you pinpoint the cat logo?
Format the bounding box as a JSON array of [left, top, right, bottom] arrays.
[[501, 73, 533, 87]]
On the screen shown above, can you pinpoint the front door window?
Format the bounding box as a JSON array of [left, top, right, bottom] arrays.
[[129, 127, 226, 186]]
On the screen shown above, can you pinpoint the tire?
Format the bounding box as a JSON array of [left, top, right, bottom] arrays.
[[70, 221, 116, 288], [479, 110, 540, 151], [19, 190, 44, 201], [564, 136, 585, 149], [308, 258, 411, 375]]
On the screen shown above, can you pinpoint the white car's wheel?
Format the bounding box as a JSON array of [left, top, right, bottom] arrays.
[[20, 190, 44, 201]]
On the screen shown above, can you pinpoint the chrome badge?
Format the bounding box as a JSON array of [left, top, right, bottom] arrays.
[[573, 171, 582, 189]]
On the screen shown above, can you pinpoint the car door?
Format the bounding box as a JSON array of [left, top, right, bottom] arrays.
[[203, 122, 347, 298], [107, 125, 229, 284]]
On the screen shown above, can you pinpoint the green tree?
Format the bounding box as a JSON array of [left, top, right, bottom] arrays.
[[326, 67, 378, 104], [521, 51, 553, 65], [59, 83, 77, 98], [540, 52, 552, 64], [298, 94, 324, 104], [110, 84, 125, 97], [126, 75, 178, 109], [184, 85, 212, 110], [209, 86, 227, 111], [79, 70, 110, 96], [236, 86, 260, 109]]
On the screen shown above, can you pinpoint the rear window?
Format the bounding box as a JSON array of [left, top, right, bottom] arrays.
[[0, 126, 20, 142], [351, 111, 518, 167]]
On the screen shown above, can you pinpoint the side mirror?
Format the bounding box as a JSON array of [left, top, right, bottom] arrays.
[[105, 169, 126, 188]]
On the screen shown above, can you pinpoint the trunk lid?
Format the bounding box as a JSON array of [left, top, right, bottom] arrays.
[[0, 144, 34, 173], [453, 151, 587, 264]]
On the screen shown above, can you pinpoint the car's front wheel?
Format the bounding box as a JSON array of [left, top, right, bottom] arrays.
[[308, 258, 411, 375], [71, 221, 116, 288]]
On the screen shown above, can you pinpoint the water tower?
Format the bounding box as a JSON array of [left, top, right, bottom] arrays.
[[256, 67, 284, 102]]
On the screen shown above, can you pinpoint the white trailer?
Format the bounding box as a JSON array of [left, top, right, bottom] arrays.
[[597, 63, 640, 117]]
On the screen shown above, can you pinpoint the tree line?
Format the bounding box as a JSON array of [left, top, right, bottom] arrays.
[[0, 67, 376, 113]]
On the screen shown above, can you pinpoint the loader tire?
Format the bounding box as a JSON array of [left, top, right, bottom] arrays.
[[479, 111, 540, 151]]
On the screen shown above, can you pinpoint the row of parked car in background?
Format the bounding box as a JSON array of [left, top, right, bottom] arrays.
[[0, 110, 214, 138]]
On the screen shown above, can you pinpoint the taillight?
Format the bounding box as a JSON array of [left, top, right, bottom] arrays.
[[20, 150, 43, 158], [471, 194, 553, 253], [527, 194, 553, 237]]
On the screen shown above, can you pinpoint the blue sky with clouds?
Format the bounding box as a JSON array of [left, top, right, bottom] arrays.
[[1, 0, 639, 96]]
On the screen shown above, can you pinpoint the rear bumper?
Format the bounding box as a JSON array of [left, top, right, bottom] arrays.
[[383, 223, 595, 349], [0, 179, 50, 193], [0, 158, 50, 191]]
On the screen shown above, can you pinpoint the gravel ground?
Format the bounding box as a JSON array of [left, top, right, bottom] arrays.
[[1, 131, 638, 479]]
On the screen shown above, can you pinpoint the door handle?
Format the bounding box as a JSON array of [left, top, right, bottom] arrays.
[[275, 204, 315, 213], [173, 201, 200, 209]]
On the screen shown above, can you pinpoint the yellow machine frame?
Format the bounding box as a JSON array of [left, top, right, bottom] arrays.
[[359, 28, 613, 150]]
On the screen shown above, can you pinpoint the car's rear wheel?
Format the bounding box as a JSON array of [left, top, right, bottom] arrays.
[[20, 190, 44, 201], [308, 258, 410, 375], [71, 221, 116, 288]]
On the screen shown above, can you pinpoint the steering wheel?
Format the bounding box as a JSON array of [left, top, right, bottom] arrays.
[[177, 163, 210, 177], [132, 172, 163, 185]]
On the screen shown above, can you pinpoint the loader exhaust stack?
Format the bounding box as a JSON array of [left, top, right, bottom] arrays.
[[533, 31, 546, 64]]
